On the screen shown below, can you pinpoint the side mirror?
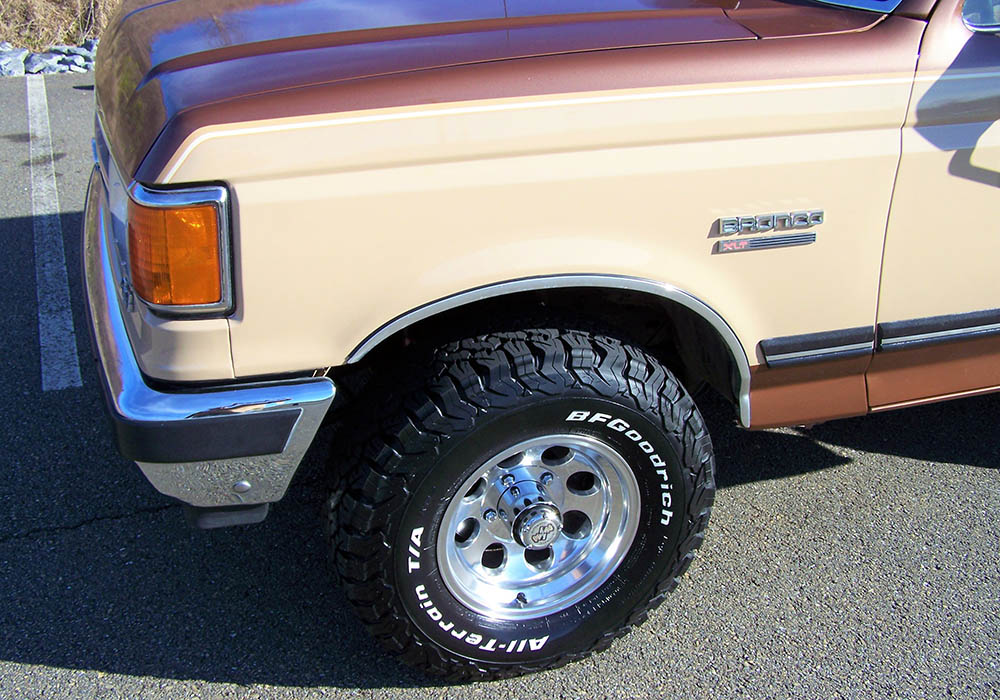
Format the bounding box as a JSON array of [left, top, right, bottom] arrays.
[[963, 0, 1000, 32]]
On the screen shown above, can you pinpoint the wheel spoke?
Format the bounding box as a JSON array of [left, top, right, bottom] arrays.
[[450, 497, 483, 525], [520, 446, 546, 469], [549, 534, 577, 566], [459, 527, 504, 567], [500, 550, 538, 585], [561, 489, 605, 523], [548, 455, 594, 482]]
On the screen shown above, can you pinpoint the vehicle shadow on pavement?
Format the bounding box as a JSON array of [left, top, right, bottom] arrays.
[[700, 390, 1000, 492], [789, 393, 1000, 471]]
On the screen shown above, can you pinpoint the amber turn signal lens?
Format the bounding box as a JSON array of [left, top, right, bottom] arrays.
[[127, 199, 222, 306]]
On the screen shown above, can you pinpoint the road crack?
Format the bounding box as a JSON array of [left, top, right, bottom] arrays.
[[0, 503, 179, 544]]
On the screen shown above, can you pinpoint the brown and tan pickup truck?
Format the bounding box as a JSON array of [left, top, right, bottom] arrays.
[[82, 0, 999, 679]]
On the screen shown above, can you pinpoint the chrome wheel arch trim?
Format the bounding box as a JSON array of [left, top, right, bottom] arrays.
[[345, 274, 751, 427]]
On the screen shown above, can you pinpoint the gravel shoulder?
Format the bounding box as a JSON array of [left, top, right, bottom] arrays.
[[0, 73, 997, 700]]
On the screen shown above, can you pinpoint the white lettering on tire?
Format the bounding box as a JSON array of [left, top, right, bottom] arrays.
[[413, 584, 549, 654], [407, 526, 424, 572], [563, 410, 674, 527]]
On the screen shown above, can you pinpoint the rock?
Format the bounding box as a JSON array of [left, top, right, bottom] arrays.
[[1, 42, 97, 78], [59, 54, 87, 67], [1, 49, 29, 77], [0, 60, 26, 78], [24, 52, 62, 74], [50, 44, 96, 60]]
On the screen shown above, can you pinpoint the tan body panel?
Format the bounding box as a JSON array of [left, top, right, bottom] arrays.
[[195, 76, 908, 379], [126, 309, 234, 381], [154, 44, 921, 387]]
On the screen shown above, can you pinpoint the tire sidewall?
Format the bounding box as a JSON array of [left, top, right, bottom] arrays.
[[392, 395, 690, 665]]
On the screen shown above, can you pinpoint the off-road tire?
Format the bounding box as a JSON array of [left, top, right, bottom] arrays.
[[327, 328, 715, 680]]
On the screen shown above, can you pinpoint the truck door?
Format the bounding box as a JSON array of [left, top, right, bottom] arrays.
[[869, 0, 1000, 409]]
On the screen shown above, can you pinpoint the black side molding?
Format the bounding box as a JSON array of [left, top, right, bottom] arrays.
[[760, 326, 875, 367], [759, 308, 1000, 368], [879, 308, 1000, 351]]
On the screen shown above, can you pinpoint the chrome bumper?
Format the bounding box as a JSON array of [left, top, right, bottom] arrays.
[[82, 165, 335, 508]]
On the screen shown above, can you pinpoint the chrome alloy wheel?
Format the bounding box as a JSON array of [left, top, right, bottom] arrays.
[[437, 434, 641, 620]]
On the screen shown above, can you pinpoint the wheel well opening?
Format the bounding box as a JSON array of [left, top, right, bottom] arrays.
[[333, 286, 742, 416]]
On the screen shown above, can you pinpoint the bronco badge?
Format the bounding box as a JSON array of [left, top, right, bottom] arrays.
[[717, 210, 824, 236], [712, 209, 825, 254]]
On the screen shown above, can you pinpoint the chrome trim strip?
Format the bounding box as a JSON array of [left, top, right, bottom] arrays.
[[879, 322, 1000, 350], [84, 167, 335, 507], [345, 274, 752, 427], [766, 341, 874, 363]]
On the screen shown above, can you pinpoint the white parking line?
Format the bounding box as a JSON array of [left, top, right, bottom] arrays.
[[27, 74, 83, 392]]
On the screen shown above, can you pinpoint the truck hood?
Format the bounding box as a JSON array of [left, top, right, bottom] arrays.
[[96, 0, 882, 181]]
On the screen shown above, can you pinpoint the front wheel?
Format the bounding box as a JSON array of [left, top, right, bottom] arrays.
[[329, 329, 715, 679]]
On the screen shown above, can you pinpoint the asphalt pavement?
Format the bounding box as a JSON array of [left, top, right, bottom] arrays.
[[0, 73, 997, 700]]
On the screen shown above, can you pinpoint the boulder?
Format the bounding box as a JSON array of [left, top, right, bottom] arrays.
[[0, 49, 29, 77], [59, 54, 87, 67], [51, 44, 96, 60], [24, 53, 63, 74]]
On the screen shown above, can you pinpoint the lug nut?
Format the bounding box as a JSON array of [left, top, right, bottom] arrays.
[[515, 592, 528, 606], [540, 472, 553, 486], [501, 474, 515, 487], [499, 510, 510, 522], [483, 509, 497, 522], [510, 486, 520, 497]]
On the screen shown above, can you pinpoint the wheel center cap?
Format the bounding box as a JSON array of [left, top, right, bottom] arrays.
[[513, 503, 562, 550]]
